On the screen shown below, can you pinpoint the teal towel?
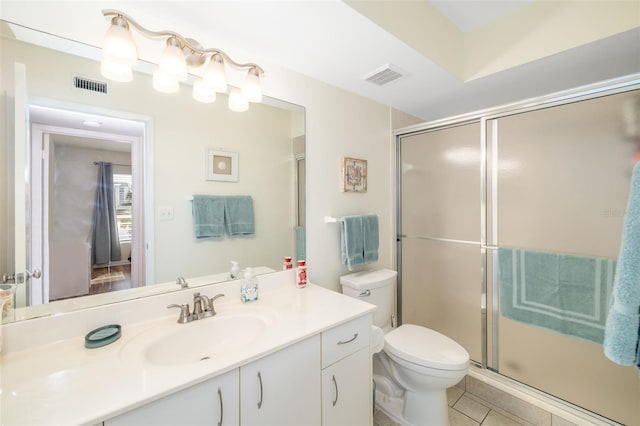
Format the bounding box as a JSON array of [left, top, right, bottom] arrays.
[[295, 226, 306, 262], [499, 247, 615, 344], [224, 196, 255, 235], [192, 195, 225, 238], [363, 215, 379, 264], [604, 162, 640, 368], [340, 216, 364, 270]]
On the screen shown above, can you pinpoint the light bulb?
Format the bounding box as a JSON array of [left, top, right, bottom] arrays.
[[153, 67, 179, 93], [241, 68, 262, 103], [193, 78, 216, 103], [101, 16, 137, 66], [158, 37, 188, 81], [101, 57, 133, 82], [202, 54, 227, 93], [228, 88, 249, 112]]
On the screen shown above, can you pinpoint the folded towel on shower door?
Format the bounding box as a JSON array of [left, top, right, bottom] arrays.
[[224, 195, 255, 235], [604, 161, 640, 368], [192, 195, 225, 238], [499, 247, 616, 344]]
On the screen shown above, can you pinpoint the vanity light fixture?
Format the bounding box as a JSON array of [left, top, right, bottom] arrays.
[[100, 9, 264, 111]]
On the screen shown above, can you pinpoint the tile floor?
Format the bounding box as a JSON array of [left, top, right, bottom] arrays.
[[373, 376, 579, 426]]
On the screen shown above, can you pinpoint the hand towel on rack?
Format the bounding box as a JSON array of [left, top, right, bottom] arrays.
[[340, 216, 365, 270], [224, 196, 255, 236], [604, 162, 640, 368], [296, 226, 306, 262], [363, 214, 379, 263], [192, 195, 225, 238]]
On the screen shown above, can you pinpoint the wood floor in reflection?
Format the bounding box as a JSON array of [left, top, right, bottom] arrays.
[[89, 264, 132, 295]]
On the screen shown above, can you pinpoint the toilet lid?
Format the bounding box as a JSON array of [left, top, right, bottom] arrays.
[[384, 324, 469, 370]]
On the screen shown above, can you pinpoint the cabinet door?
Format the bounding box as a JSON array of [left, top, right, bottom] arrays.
[[322, 347, 371, 426], [240, 335, 320, 426], [105, 369, 239, 426]]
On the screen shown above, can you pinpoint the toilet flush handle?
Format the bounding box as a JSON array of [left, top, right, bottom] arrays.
[[358, 290, 371, 297]]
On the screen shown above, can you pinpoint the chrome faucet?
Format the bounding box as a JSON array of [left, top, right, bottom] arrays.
[[176, 277, 188, 289], [193, 292, 225, 319], [167, 292, 225, 323]]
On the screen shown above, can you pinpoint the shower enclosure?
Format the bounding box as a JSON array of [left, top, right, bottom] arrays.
[[396, 77, 640, 425]]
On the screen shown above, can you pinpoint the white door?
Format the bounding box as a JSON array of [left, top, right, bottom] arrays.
[[12, 62, 43, 307]]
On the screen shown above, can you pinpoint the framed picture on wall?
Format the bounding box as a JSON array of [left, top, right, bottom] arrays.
[[341, 157, 367, 193], [206, 148, 238, 182]]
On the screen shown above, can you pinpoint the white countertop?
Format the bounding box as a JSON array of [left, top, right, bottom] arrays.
[[1, 274, 375, 425]]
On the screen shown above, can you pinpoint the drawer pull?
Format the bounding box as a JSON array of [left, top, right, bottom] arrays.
[[337, 333, 358, 345], [332, 375, 339, 407], [358, 290, 371, 297], [257, 371, 263, 409], [217, 387, 223, 426]]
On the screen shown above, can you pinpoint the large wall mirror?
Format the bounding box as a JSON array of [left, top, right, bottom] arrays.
[[0, 20, 306, 323]]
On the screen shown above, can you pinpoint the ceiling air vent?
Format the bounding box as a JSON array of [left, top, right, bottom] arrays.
[[73, 76, 108, 94], [362, 64, 405, 86]]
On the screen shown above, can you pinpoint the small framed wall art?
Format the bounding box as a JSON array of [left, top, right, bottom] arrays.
[[206, 148, 238, 182], [341, 157, 367, 193]]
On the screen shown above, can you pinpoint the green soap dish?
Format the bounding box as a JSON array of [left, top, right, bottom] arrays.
[[85, 324, 121, 349]]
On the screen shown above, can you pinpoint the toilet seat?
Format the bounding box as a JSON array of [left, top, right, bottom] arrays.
[[384, 324, 469, 371]]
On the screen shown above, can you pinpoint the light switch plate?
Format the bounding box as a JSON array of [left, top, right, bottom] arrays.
[[159, 206, 174, 221]]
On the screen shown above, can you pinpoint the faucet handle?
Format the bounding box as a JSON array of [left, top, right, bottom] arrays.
[[206, 293, 225, 316], [167, 303, 193, 323]]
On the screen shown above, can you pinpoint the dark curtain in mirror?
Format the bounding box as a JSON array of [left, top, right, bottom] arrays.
[[91, 162, 121, 265]]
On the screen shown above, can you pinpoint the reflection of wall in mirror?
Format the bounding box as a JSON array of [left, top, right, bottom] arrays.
[[0, 36, 302, 288]]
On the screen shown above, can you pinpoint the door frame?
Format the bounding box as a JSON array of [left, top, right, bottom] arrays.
[[28, 98, 154, 304]]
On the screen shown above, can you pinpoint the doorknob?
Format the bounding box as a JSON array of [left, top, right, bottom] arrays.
[[2, 269, 41, 284], [27, 269, 42, 279]]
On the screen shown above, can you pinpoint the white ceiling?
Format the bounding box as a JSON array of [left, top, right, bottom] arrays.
[[2, 1, 639, 122], [430, 0, 534, 32]]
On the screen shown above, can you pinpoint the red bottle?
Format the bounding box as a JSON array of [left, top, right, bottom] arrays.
[[296, 260, 307, 288], [283, 256, 293, 270]]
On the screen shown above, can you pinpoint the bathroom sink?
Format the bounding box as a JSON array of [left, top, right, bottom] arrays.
[[120, 308, 276, 367]]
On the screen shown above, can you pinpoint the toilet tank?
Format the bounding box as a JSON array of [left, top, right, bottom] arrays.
[[340, 269, 397, 331]]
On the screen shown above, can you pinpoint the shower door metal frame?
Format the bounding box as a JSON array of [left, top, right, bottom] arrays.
[[395, 73, 640, 371]]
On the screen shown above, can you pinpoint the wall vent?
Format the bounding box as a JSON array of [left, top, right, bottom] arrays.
[[73, 76, 108, 94], [362, 64, 406, 86]]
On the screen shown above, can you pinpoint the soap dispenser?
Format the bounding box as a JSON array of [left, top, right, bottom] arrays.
[[230, 261, 240, 279], [241, 267, 259, 303]]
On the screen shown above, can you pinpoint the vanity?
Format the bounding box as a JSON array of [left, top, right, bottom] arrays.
[[0, 270, 375, 425]]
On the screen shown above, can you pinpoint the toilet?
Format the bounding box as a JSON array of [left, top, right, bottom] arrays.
[[340, 269, 469, 426]]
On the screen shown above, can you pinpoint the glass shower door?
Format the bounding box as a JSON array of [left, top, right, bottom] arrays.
[[399, 122, 483, 363], [492, 90, 640, 425]]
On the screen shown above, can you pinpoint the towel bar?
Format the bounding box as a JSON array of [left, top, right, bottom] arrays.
[[324, 216, 342, 223]]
